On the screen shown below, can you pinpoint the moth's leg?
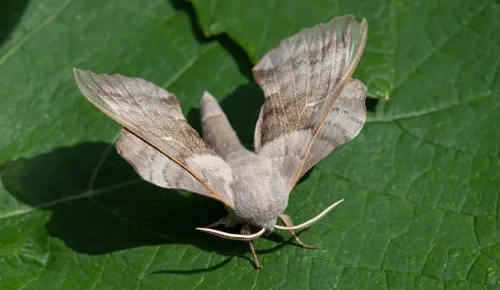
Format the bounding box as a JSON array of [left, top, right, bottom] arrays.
[[201, 219, 225, 229], [200, 92, 246, 158], [241, 224, 262, 269], [279, 214, 318, 249], [200, 215, 236, 228]]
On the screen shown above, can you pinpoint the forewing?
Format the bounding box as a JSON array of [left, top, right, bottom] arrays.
[[74, 69, 234, 207], [253, 15, 368, 190]]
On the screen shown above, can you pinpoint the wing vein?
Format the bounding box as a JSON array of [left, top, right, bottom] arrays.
[[267, 54, 291, 131], [126, 130, 227, 204], [284, 39, 300, 124], [116, 76, 157, 126], [322, 21, 338, 109], [292, 19, 368, 187], [74, 70, 233, 206], [297, 29, 311, 124]]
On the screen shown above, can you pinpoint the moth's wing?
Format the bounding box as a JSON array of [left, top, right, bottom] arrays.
[[253, 15, 368, 190], [116, 129, 214, 197], [74, 69, 234, 207], [299, 79, 367, 176]]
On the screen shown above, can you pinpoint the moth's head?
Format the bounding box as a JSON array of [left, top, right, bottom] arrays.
[[250, 216, 279, 233], [196, 200, 345, 242], [231, 189, 289, 233], [232, 169, 291, 226], [262, 219, 279, 232]]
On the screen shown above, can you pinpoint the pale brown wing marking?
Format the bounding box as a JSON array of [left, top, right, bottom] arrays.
[[253, 106, 264, 151], [74, 69, 234, 206], [184, 154, 234, 200], [260, 55, 292, 133]]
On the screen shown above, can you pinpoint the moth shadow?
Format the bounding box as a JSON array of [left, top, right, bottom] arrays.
[[0, 0, 30, 47], [0, 142, 254, 272]]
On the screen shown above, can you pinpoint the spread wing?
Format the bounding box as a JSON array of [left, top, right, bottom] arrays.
[[253, 15, 368, 191], [73, 69, 234, 207], [116, 129, 223, 198]]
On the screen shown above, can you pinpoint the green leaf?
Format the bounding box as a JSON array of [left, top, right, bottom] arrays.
[[188, 0, 395, 99], [1, 0, 500, 289]]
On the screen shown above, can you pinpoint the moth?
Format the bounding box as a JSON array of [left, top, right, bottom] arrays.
[[73, 15, 368, 269]]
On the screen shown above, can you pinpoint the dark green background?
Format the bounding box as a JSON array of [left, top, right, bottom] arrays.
[[0, 0, 499, 289]]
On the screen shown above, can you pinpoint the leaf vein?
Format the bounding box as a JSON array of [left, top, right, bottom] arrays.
[[0, 0, 75, 67]]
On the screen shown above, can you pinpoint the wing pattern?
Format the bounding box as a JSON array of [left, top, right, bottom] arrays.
[[116, 129, 219, 196], [74, 69, 234, 206], [253, 15, 368, 189]]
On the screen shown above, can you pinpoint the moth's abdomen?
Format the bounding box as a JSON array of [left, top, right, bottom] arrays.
[[200, 92, 246, 158]]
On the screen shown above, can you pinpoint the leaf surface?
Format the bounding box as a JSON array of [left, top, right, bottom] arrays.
[[1, 0, 500, 289]]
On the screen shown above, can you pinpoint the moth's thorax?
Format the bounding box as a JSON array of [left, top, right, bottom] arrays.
[[225, 151, 289, 231]]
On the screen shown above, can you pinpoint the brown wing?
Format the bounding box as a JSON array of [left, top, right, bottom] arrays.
[[253, 15, 368, 190], [116, 129, 223, 198], [74, 69, 234, 207]]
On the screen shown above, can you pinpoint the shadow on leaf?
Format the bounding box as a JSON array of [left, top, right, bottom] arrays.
[[0, 142, 253, 273], [0, 0, 30, 48], [151, 257, 235, 274], [170, 0, 254, 80]]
